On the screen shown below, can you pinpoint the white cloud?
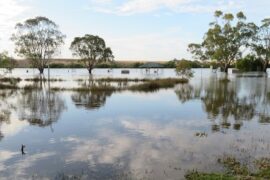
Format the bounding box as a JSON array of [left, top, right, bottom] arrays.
[[0, 0, 27, 30], [8, 152, 56, 178], [105, 27, 193, 60], [88, 0, 244, 15], [1, 118, 28, 137], [0, 0, 30, 53]]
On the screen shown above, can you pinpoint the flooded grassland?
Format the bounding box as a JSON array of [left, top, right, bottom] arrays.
[[0, 68, 270, 179]]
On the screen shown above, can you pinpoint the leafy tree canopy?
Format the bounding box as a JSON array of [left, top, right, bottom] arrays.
[[70, 34, 114, 74], [12, 16, 65, 73]]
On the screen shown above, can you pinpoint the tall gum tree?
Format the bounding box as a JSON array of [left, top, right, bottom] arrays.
[[11, 16, 65, 74], [70, 34, 114, 74], [251, 18, 270, 72], [188, 11, 254, 73]]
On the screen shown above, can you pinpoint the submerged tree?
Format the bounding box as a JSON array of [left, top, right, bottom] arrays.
[[188, 11, 254, 73], [12, 16, 65, 74], [175, 60, 194, 79], [251, 18, 270, 72], [70, 35, 114, 74]]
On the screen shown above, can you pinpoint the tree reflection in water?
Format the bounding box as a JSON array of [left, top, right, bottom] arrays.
[[175, 83, 202, 103], [18, 79, 66, 128], [175, 75, 270, 132], [72, 77, 114, 110], [0, 89, 17, 140]]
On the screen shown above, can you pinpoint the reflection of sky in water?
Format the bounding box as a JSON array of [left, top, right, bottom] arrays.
[[0, 69, 270, 179]]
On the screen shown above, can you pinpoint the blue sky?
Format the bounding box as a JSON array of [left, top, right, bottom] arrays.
[[0, 0, 269, 61]]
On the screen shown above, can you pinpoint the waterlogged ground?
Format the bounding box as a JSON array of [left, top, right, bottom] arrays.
[[0, 68, 270, 179]]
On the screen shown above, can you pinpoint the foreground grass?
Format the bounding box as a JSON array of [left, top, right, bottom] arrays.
[[185, 171, 236, 180], [185, 156, 270, 180]]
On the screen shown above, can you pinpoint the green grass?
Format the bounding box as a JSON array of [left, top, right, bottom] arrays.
[[185, 171, 236, 180], [185, 156, 270, 180]]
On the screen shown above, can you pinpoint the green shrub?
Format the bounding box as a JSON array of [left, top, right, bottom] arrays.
[[50, 63, 66, 68], [176, 60, 194, 79], [68, 63, 84, 68], [95, 63, 111, 68], [236, 55, 263, 72], [164, 61, 176, 68]]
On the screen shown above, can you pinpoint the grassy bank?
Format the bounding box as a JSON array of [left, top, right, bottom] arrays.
[[185, 156, 270, 180]]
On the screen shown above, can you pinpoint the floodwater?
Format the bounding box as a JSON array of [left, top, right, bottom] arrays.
[[0, 68, 270, 179]]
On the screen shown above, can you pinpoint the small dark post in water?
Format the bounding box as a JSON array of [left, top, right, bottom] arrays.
[[21, 144, 26, 155]]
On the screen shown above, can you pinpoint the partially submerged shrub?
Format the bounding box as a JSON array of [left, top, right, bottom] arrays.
[[176, 60, 194, 79]]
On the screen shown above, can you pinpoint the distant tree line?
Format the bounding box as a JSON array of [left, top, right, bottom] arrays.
[[47, 59, 213, 69]]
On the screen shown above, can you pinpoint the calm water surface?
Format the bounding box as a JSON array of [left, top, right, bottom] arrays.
[[0, 68, 270, 179]]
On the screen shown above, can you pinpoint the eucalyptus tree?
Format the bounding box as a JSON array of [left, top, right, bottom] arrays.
[[70, 34, 114, 74], [188, 11, 253, 73], [12, 16, 65, 74], [251, 18, 270, 72]]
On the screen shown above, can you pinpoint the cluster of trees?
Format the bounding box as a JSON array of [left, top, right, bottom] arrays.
[[2, 12, 269, 74], [165, 59, 213, 68], [188, 10, 270, 73], [9, 16, 114, 74]]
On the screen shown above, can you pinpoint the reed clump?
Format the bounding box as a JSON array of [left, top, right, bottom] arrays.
[[0, 83, 19, 89], [0, 77, 22, 84], [25, 78, 65, 82], [129, 78, 188, 92], [0, 77, 189, 92]]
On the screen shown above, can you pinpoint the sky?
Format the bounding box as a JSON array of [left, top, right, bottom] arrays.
[[0, 0, 269, 61]]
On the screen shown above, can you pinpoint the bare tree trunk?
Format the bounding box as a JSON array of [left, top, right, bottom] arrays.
[[263, 61, 268, 73], [224, 64, 229, 74], [88, 68, 92, 74], [39, 68, 44, 74]]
